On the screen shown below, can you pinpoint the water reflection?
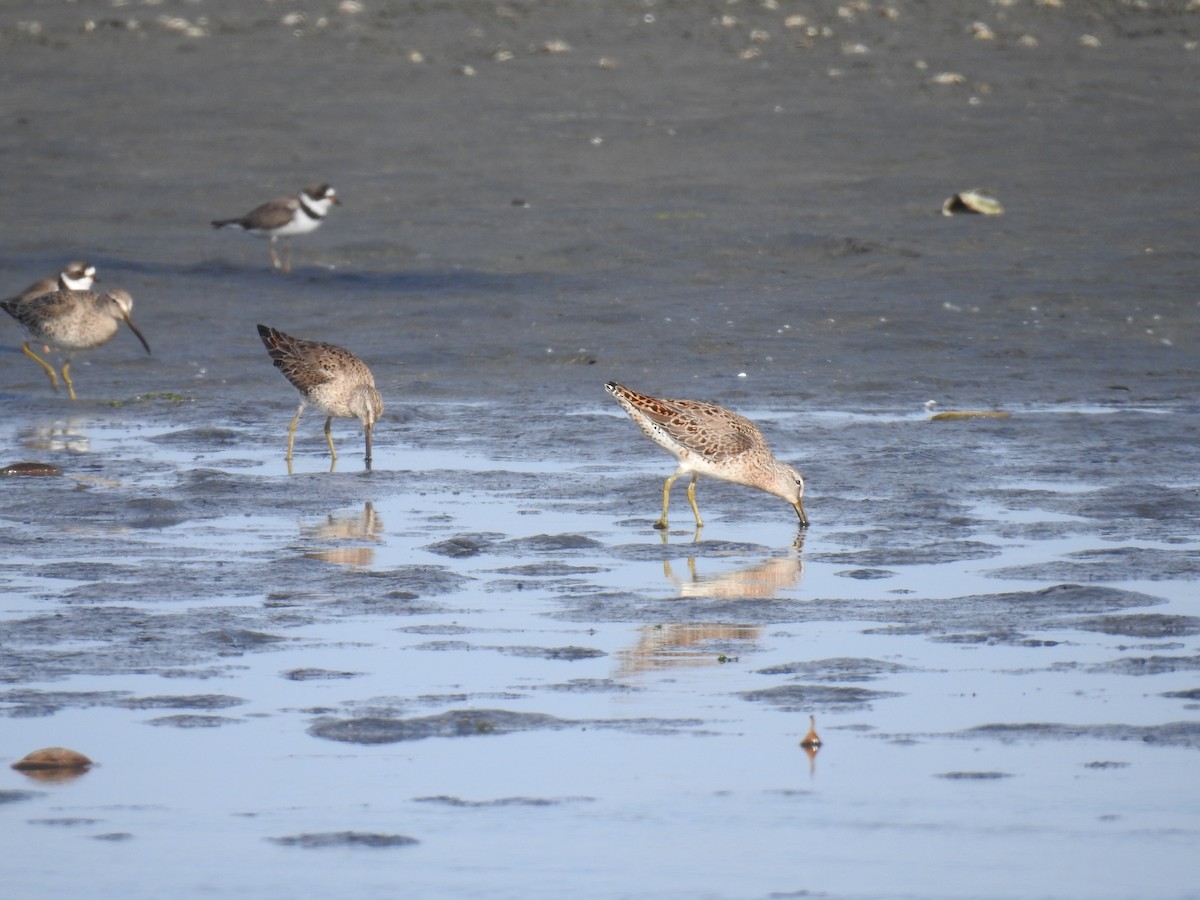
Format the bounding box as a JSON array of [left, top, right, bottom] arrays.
[[615, 622, 763, 677], [299, 502, 382, 566], [800, 715, 822, 774], [18, 419, 90, 454], [664, 554, 804, 600], [615, 551, 806, 676], [13, 765, 92, 785]]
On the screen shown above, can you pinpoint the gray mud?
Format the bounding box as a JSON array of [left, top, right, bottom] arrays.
[[2, 2, 1199, 899]]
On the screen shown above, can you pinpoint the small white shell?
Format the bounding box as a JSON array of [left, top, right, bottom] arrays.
[[942, 188, 1004, 216]]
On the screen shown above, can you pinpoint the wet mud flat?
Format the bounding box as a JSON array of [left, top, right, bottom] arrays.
[[2, 1, 1200, 898]]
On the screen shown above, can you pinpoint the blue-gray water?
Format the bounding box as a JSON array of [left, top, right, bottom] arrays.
[[2, 3, 1198, 898]]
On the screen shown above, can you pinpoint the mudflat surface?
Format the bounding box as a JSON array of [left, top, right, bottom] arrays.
[[1, 2, 1199, 898]]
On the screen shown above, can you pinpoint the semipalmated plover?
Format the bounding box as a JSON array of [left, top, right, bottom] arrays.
[[212, 183, 339, 273], [6, 260, 98, 304], [257, 324, 382, 470], [1, 288, 151, 399]]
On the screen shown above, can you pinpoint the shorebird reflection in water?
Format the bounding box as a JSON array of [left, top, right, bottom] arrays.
[[605, 381, 807, 529], [0, 288, 151, 399], [257, 324, 383, 471]]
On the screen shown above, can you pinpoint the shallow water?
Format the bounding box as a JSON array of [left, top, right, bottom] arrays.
[[3, 1, 1200, 898]]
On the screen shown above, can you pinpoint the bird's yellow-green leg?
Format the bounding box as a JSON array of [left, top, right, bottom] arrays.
[[324, 416, 337, 461], [286, 404, 303, 461], [655, 471, 680, 530], [685, 474, 704, 528], [21, 342, 60, 392], [61, 360, 77, 400]]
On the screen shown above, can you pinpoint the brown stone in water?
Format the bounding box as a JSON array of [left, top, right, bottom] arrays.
[[930, 411, 1012, 421], [1, 461, 63, 477], [12, 747, 94, 771]]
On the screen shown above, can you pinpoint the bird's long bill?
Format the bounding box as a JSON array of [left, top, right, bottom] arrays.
[[794, 498, 809, 528], [364, 424, 373, 468], [123, 315, 152, 355]]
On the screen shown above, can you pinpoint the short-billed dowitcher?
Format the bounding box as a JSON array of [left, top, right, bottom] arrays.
[[605, 381, 807, 529], [213, 184, 339, 273], [256, 324, 383, 468], [6, 260, 98, 304], [1, 288, 151, 400]]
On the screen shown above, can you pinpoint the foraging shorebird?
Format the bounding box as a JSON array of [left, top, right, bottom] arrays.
[[212, 183, 339, 273], [605, 381, 807, 529], [1, 288, 151, 399], [6, 260, 97, 304], [256, 324, 383, 468]]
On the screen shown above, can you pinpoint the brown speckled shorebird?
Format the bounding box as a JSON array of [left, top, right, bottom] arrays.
[[1, 288, 151, 400], [213, 184, 339, 273], [6, 260, 98, 304], [257, 324, 383, 468], [605, 381, 807, 529]]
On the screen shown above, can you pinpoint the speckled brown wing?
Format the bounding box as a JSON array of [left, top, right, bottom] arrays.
[[649, 398, 762, 462], [2, 290, 92, 332], [257, 324, 371, 396], [607, 382, 762, 462]]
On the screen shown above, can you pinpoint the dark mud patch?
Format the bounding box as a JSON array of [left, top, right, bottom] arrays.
[[837, 568, 897, 580], [493, 563, 606, 577], [992, 546, 1200, 583], [740, 684, 902, 712], [534, 678, 644, 694], [556, 584, 1166, 643], [117, 694, 246, 710], [146, 714, 244, 728], [413, 795, 595, 808], [92, 832, 134, 841], [28, 817, 104, 827], [423, 532, 604, 558], [411, 642, 606, 661], [921, 721, 1200, 751], [861, 584, 1166, 641], [936, 771, 1014, 780], [609, 540, 772, 563], [1161, 688, 1200, 702], [0, 790, 44, 805], [813, 539, 1002, 568], [308, 708, 704, 745], [1065, 614, 1200, 638], [269, 832, 418, 849], [1082, 654, 1200, 676], [423, 534, 504, 558], [497, 645, 607, 661], [148, 427, 242, 448], [0, 690, 244, 716], [395, 624, 476, 636], [2, 690, 132, 717], [755, 658, 921, 682], [282, 668, 362, 681]]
